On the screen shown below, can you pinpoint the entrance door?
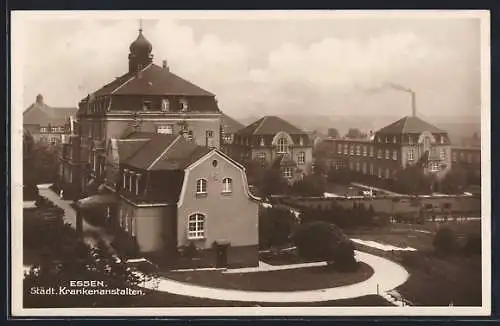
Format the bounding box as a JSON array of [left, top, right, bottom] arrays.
[[215, 243, 228, 268]]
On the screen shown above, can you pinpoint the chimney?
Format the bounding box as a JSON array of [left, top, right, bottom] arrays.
[[36, 94, 44, 104], [162, 60, 169, 72], [411, 91, 416, 117]]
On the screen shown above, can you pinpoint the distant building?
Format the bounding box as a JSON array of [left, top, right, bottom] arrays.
[[220, 113, 245, 156], [23, 94, 77, 146], [321, 114, 452, 180], [230, 115, 314, 182], [451, 146, 481, 184], [307, 130, 327, 148], [103, 132, 259, 268]]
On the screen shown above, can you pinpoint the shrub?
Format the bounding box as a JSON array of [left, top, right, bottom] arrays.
[[259, 206, 297, 249], [433, 227, 458, 256], [462, 233, 481, 256], [23, 184, 40, 201], [291, 221, 356, 271]]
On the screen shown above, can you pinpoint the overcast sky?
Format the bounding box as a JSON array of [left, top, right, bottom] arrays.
[[16, 12, 484, 120]]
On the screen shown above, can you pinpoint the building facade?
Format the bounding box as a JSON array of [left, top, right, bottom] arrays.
[[23, 94, 77, 146], [104, 132, 260, 268], [451, 146, 481, 185], [59, 28, 222, 198], [220, 113, 245, 157], [321, 115, 452, 180], [230, 116, 313, 182]]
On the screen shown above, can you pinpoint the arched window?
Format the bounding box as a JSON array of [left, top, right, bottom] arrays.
[[196, 179, 207, 194], [180, 98, 189, 112], [188, 213, 205, 239], [222, 178, 233, 193], [161, 99, 170, 112], [277, 137, 288, 153]]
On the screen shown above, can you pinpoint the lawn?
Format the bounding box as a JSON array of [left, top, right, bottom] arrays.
[[162, 262, 373, 292], [345, 221, 483, 306]]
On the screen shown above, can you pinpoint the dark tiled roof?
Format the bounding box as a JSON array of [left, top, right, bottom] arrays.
[[125, 134, 180, 170], [237, 116, 307, 136], [221, 113, 245, 134], [116, 140, 150, 162], [377, 116, 445, 135], [91, 64, 214, 97], [23, 102, 77, 126]]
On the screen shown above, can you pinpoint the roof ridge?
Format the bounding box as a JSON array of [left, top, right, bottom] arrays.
[[111, 62, 153, 95], [147, 135, 182, 170], [253, 116, 269, 135], [401, 116, 410, 133]]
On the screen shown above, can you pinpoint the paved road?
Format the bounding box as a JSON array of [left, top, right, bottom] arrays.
[[137, 250, 409, 303], [38, 188, 113, 247]]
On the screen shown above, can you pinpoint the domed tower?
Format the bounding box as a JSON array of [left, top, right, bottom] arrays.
[[128, 27, 153, 73]]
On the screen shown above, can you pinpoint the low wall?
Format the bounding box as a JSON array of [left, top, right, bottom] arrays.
[[275, 194, 481, 217]]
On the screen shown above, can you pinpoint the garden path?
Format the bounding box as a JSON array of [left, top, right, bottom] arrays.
[[137, 250, 409, 304]]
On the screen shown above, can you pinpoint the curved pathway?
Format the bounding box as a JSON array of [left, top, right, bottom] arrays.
[[137, 250, 409, 303]]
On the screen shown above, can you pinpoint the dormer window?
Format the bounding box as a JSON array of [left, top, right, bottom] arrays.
[[277, 138, 289, 153], [299, 137, 304, 146], [440, 135, 445, 144], [161, 99, 170, 112], [180, 98, 189, 112], [260, 138, 265, 147]]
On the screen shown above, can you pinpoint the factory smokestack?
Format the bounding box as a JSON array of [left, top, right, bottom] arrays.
[[411, 91, 416, 117]]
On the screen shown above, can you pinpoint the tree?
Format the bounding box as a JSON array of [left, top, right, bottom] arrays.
[[327, 128, 340, 139], [393, 165, 433, 195], [290, 173, 326, 197], [433, 227, 458, 256], [259, 206, 297, 249], [24, 140, 60, 185], [345, 128, 364, 139], [257, 167, 290, 198], [291, 221, 357, 271], [24, 214, 147, 308], [440, 166, 468, 194]]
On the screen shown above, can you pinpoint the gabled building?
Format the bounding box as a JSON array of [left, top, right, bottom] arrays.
[[230, 115, 313, 181], [23, 94, 77, 146], [322, 114, 452, 180], [59, 27, 222, 197], [102, 132, 260, 268]]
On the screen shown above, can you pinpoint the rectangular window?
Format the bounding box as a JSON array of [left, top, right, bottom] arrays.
[[131, 217, 136, 237], [297, 152, 306, 165], [369, 146, 374, 157], [377, 149, 382, 159], [378, 167, 382, 178], [350, 145, 354, 155], [452, 152, 457, 162], [408, 149, 415, 161], [222, 178, 233, 193], [362, 162, 367, 174], [206, 130, 214, 138], [343, 144, 348, 155], [188, 214, 205, 239], [385, 149, 390, 160], [337, 144, 342, 154], [430, 162, 440, 172], [440, 149, 446, 160], [408, 136, 414, 145], [283, 168, 293, 178], [393, 150, 398, 161], [256, 152, 266, 161], [356, 162, 360, 172], [356, 145, 361, 156], [157, 125, 173, 134], [363, 146, 367, 156], [196, 179, 207, 194], [40, 127, 47, 133], [369, 164, 374, 175]]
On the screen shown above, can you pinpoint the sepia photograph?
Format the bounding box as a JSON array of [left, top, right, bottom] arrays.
[[10, 10, 491, 317]]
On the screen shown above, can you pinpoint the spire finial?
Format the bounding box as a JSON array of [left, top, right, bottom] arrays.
[[139, 19, 143, 33]]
